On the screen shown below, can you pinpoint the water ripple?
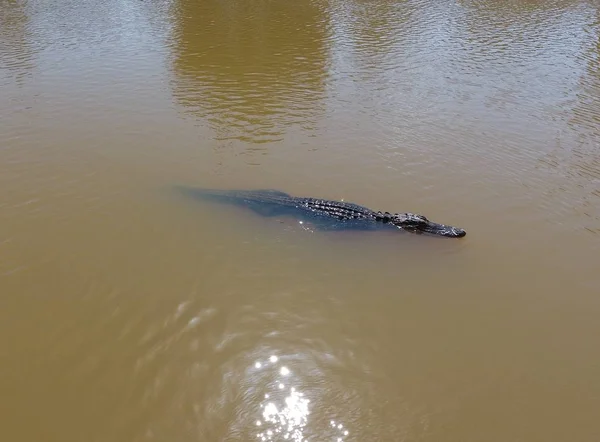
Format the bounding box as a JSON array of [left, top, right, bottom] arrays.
[[252, 354, 350, 442], [169, 0, 332, 144]]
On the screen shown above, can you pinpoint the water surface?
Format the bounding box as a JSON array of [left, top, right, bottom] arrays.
[[1, 0, 600, 441]]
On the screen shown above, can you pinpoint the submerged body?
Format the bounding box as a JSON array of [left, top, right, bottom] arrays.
[[176, 187, 466, 238]]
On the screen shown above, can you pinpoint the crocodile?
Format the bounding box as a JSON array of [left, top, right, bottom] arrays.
[[175, 187, 466, 238]]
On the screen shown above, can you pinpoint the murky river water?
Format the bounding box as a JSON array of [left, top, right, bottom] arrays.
[[2, 0, 600, 440]]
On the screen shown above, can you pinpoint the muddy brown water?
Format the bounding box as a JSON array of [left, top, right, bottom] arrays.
[[1, 0, 600, 441]]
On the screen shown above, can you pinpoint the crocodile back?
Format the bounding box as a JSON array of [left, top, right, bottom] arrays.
[[175, 187, 378, 224], [212, 190, 376, 221], [294, 198, 375, 221]]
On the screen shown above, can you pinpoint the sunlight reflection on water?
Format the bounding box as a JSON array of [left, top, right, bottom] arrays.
[[252, 355, 349, 442]]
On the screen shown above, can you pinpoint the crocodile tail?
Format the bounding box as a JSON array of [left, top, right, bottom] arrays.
[[173, 186, 291, 203], [173, 186, 240, 204]]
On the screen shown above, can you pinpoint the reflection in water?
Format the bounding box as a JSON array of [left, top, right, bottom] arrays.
[[252, 355, 348, 442], [169, 0, 331, 144], [535, 3, 600, 234], [572, 13, 600, 138], [567, 7, 600, 233], [445, 0, 591, 118], [0, 1, 35, 85], [328, 0, 413, 71]]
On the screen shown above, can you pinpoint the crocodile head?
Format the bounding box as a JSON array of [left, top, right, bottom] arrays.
[[391, 213, 466, 238]]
